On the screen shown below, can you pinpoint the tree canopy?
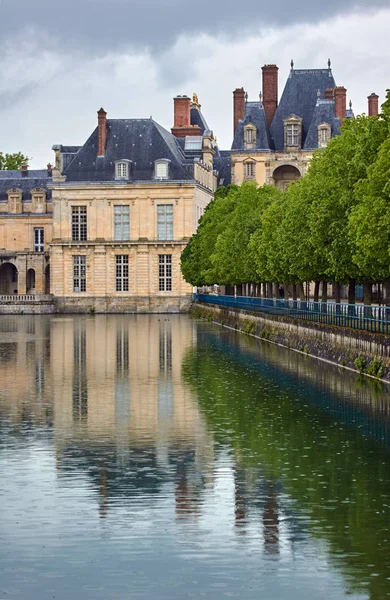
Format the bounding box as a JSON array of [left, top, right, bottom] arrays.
[[0, 152, 29, 171]]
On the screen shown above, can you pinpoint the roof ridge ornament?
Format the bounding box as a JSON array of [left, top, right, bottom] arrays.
[[245, 91, 248, 102], [349, 99, 353, 109], [328, 58, 331, 69], [291, 59, 294, 70], [259, 91, 262, 104]]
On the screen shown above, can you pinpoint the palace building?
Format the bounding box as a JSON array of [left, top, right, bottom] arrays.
[[230, 61, 379, 189], [0, 95, 224, 312]]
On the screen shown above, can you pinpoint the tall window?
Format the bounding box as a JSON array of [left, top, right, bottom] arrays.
[[116, 255, 129, 292], [159, 255, 172, 292], [72, 206, 87, 242], [318, 125, 331, 147], [287, 124, 299, 147], [244, 162, 255, 179], [157, 204, 173, 240], [73, 256, 86, 292], [34, 228, 44, 252], [114, 205, 130, 240]]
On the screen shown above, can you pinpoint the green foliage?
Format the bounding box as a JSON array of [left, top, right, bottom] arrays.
[[354, 356, 367, 373], [366, 357, 385, 379], [0, 151, 29, 170]]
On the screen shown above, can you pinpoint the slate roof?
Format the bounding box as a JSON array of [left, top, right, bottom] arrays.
[[0, 169, 52, 201], [303, 100, 340, 151], [270, 68, 337, 151], [214, 151, 231, 186], [63, 119, 194, 183], [231, 102, 271, 151], [190, 105, 209, 134]]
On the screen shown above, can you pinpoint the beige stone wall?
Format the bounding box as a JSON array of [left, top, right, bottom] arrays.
[[231, 151, 314, 187], [0, 215, 53, 253], [231, 153, 267, 186], [50, 181, 212, 304]]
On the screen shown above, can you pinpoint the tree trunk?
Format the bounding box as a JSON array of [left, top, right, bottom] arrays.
[[384, 278, 390, 307], [298, 283, 305, 300], [348, 279, 356, 305], [363, 280, 372, 305], [321, 280, 328, 303], [292, 284, 297, 301], [314, 281, 320, 303], [334, 282, 341, 304]]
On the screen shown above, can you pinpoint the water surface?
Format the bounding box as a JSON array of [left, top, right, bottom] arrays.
[[0, 315, 390, 599]]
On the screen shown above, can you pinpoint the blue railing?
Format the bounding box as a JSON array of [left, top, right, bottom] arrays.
[[195, 294, 390, 335]]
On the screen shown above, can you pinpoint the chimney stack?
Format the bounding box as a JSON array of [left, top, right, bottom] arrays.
[[368, 93, 379, 117], [97, 108, 107, 157], [233, 88, 246, 135], [262, 65, 279, 127], [325, 88, 334, 100], [47, 163, 52, 177], [21, 162, 28, 177], [173, 96, 191, 128], [334, 87, 347, 121]]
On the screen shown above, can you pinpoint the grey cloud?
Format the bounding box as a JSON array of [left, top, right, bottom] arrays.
[[0, 0, 388, 54]]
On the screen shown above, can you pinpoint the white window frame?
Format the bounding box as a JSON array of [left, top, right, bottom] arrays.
[[115, 162, 129, 179], [155, 160, 170, 180], [73, 255, 86, 292], [286, 124, 299, 147], [159, 255, 172, 292], [72, 206, 87, 242], [115, 255, 129, 292], [157, 204, 173, 240], [114, 205, 130, 241], [34, 227, 44, 252]]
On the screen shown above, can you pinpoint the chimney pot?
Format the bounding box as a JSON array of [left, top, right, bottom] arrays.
[[368, 93, 379, 117], [47, 163, 52, 176], [173, 96, 191, 128], [21, 162, 28, 177], [262, 64, 279, 127], [97, 108, 107, 157]]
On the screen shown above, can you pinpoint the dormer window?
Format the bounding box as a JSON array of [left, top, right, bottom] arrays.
[[244, 124, 256, 149], [318, 123, 331, 148], [155, 159, 170, 180], [115, 160, 130, 180], [283, 115, 302, 152]]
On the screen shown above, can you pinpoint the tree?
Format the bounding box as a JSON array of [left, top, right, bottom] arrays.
[[0, 152, 29, 170], [211, 182, 280, 286]]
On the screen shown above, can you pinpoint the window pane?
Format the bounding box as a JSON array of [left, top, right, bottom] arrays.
[[158, 254, 172, 292], [34, 227, 44, 252], [114, 205, 130, 241], [157, 205, 173, 240], [156, 162, 168, 178], [116, 255, 129, 292], [72, 207, 87, 242], [73, 255, 86, 292]]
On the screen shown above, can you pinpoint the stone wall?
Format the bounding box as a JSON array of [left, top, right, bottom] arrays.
[[54, 295, 192, 314], [193, 302, 390, 382]]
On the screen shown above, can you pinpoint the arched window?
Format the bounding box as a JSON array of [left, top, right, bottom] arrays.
[[155, 159, 170, 180], [318, 123, 331, 148]]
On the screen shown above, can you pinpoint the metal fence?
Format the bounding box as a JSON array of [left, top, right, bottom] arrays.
[[196, 294, 390, 335]]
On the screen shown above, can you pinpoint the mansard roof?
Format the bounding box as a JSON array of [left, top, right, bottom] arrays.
[[190, 105, 209, 134], [63, 119, 194, 183], [231, 102, 271, 151], [0, 170, 52, 201], [270, 68, 337, 151], [303, 100, 340, 151]]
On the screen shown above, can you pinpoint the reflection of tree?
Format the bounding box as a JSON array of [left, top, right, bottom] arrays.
[[182, 328, 390, 600]]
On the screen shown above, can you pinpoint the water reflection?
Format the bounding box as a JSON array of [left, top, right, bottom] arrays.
[[0, 315, 389, 599]]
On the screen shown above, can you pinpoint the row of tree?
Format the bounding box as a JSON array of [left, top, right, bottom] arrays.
[[181, 91, 390, 305]]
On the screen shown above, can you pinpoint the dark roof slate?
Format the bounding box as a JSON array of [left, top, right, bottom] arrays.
[[303, 100, 340, 150], [231, 102, 271, 151], [214, 151, 231, 186], [270, 68, 337, 151], [0, 170, 52, 201], [64, 119, 193, 182], [190, 106, 209, 134]]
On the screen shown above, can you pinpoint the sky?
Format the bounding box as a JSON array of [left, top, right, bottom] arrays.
[[1, 0, 389, 168]]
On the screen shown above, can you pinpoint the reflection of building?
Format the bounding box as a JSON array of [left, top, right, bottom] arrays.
[[50, 315, 214, 515], [230, 62, 379, 189]]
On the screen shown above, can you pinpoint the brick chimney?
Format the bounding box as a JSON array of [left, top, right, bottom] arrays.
[[325, 88, 334, 100], [47, 163, 52, 177], [233, 88, 245, 136], [262, 65, 279, 127], [171, 95, 201, 138], [21, 162, 28, 177], [368, 93, 379, 116], [334, 87, 347, 120], [97, 108, 107, 157]]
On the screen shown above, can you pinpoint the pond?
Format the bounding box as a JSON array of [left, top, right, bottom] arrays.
[[0, 314, 389, 599]]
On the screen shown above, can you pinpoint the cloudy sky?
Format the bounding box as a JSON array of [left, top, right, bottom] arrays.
[[1, 0, 389, 168]]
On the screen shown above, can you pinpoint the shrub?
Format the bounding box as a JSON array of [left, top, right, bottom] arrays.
[[354, 356, 367, 373], [367, 357, 385, 379]]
